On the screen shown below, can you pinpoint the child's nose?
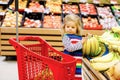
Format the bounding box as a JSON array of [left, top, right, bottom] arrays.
[[69, 27, 72, 29]]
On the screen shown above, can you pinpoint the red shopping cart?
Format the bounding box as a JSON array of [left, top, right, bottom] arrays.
[[9, 36, 77, 80]]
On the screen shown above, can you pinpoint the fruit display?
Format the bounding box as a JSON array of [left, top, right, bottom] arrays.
[[62, 3, 79, 14], [26, 1, 44, 12], [0, 0, 120, 29], [22, 12, 43, 28], [45, 0, 62, 13], [1, 11, 23, 27], [106, 62, 120, 80], [79, 3, 97, 15], [85, 27, 120, 79], [9, 0, 27, 11], [0, 0, 10, 4], [96, 6, 119, 29], [90, 54, 120, 71], [82, 16, 102, 30], [82, 35, 101, 57], [43, 15, 62, 29], [23, 17, 42, 28], [111, 5, 120, 25]]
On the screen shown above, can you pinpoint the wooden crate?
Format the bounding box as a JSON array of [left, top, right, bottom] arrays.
[[0, 27, 105, 56], [0, 27, 63, 56], [83, 58, 109, 80]]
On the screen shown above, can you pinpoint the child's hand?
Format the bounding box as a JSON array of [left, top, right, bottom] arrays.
[[82, 37, 87, 44], [86, 33, 93, 37]]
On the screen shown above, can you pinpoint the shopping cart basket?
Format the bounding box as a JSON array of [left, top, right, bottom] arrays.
[[9, 36, 77, 80]]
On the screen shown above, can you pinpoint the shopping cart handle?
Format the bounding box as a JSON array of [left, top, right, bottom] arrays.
[[9, 36, 46, 49], [18, 36, 45, 42]]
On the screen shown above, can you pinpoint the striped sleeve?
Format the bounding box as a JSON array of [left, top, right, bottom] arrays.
[[62, 35, 82, 52]]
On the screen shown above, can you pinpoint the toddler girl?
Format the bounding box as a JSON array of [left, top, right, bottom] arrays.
[[61, 14, 85, 80]]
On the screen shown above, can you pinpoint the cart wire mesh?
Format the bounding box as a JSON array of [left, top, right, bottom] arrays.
[[9, 36, 77, 80]]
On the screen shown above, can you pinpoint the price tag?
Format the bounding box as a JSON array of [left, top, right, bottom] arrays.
[[44, 7, 50, 14], [24, 8, 32, 13], [0, 12, 5, 16], [64, 0, 70, 3], [80, 0, 87, 3], [110, 0, 117, 4], [93, 0, 100, 4]]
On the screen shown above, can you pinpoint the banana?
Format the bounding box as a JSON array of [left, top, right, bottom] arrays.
[[93, 37, 99, 55], [82, 41, 87, 56], [90, 52, 114, 63], [112, 52, 120, 61], [118, 46, 120, 54], [86, 39, 91, 55], [108, 40, 120, 46], [90, 59, 119, 71], [94, 47, 101, 56], [89, 37, 96, 56], [111, 27, 120, 33]]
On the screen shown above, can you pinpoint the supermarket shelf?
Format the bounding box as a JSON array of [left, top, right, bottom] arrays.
[[0, 27, 105, 56], [83, 58, 108, 80]]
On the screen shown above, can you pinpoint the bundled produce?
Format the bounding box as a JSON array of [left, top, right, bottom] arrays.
[[82, 35, 101, 57], [99, 27, 120, 53], [89, 27, 120, 72], [111, 27, 120, 34], [90, 51, 114, 63], [90, 51, 120, 71]]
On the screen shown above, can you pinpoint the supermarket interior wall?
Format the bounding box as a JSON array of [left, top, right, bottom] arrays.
[[0, 0, 120, 29], [0, 0, 120, 56]]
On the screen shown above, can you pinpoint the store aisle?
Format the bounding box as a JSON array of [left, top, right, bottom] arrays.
[[0, 56, 18, 80]]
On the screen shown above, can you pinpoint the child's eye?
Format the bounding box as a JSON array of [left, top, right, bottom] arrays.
[[67, 26, 69, 28], [72, 27, 75, 28]]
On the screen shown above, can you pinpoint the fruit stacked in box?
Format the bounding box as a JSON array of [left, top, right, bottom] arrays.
[[1, 0, 120, 29], [1, 11, 23, 27], [111, 5, 120, 25], [45, 0, 62, 13], [79, 3, 97, 15], [43, 14, 62, 29], [82, 16, 102, 30], [79, 3, 103, 30], [9, 0, 27, 11], [96, 5, 119, 29], [83, 27, 120, 80], [62, 3, 79, 14], [22, 12, 42, 28], [25, 0, 45, 13]]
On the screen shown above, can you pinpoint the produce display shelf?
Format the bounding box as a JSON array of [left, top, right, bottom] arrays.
[[83, 58, 109, 80], [0, 27, 105, 56]]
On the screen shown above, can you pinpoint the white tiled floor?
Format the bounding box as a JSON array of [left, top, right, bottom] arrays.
[[0, 56, 84, 80], [0, 56, 18, 80]]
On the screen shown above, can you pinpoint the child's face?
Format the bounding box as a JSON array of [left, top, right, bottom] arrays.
[[65, 21, 77, 34]]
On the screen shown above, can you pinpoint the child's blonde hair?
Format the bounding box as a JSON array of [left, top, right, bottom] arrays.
[[61, 14, 82, 36]]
